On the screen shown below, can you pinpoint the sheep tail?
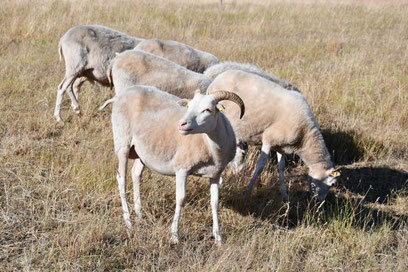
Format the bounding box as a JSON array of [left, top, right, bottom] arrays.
[[58, 41, 63, 62], [98, 96, 117, 111], [107, 64, 113, 90]]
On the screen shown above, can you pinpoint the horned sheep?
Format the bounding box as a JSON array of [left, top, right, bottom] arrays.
[[204, 61, 300, 92], [134, 38, 219, 73], [206, 70, 340, 201], [55, 25, 144, 122], [111, 85, 245, 244]]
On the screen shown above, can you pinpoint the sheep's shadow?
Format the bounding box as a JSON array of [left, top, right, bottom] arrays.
[[321, 128, 366, 165], [337, 167, 408, 202], [222, 165, 408, 230], [319, 128, 407, 202]]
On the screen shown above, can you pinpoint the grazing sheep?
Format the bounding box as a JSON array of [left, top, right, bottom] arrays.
[[99, 49, 212, 110], [207, 70, 340, 201], [204, 61, 300, 92], [134, 38, 219, 73], [205, 61, 301, 174], [55, 25, 143, 122], [111, 85, 245, 244]]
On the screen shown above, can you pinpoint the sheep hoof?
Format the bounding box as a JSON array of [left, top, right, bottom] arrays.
[[73, 108, 81, 115], [135, 211, 143, 219], [55, 115, 63, 123], [170, 233, 179, 244], [214, 235, 222, 246], [243, 187, 252, 198], [124, 219, 132, 229]]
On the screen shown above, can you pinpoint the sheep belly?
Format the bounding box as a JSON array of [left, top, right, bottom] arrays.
[[131, 140, 177, 176], [141, 157, 176, 176], [192, 164, 220, 178]]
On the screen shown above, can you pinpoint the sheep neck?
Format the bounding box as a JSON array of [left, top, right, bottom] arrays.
[[204, 115, 233, 167], [298, 127, 333, 179]]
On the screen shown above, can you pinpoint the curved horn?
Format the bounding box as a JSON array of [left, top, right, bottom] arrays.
[[211, 90, 245, 119]]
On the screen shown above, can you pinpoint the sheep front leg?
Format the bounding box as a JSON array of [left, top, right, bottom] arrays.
[[116, 147, 132, 229], [244, 144, 271, 195], [131, 159, 144, 218], [210, 177, 222, 245], [170, 170, 187, 244], [277, 152, 288, 201]]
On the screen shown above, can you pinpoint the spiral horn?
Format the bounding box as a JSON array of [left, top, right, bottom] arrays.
[[211, 90, 245, 119]]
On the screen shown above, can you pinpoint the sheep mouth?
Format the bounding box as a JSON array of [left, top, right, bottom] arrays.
[[178, 128, 193, 135]]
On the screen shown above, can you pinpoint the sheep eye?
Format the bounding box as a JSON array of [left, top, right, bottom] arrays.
[[203, 108, 212, 113]]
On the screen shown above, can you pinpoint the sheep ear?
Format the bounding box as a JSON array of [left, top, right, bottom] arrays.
[[177, 99, 189, 107]]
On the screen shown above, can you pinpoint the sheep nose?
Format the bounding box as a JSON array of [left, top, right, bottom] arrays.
[[178, 120, 188, 130]]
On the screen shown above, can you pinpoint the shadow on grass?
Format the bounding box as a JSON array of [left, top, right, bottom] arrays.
[[338, 167, 408, 202], [223, 165, 408, 231], [322, 129, 367, 165], [223, 127, 408, 230]]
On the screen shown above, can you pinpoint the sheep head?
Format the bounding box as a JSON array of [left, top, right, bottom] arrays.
[[177, 90, 245, 135], [308, 166, 343, 201]]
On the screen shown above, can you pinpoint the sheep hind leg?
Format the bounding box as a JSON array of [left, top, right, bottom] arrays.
[[116, 147, 132, 229], [170, 169, 187, 244], [54, 75, 77, 122], [277, 152, 288, 201], [131, 158, 144, 219], [70, 76, 88, 114], [66, 87, 80, 115], [244, 144, 271, 196]]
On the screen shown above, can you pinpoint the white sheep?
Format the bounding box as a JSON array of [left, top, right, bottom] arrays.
[[206, 70, 341, 201], [111, 85, 245, 244], [204, 61, 300, 92], [134, 38, 219, 73], [99, 49, 212, 110], [205, 61, 301, 174], [55, 25, 144, 122]]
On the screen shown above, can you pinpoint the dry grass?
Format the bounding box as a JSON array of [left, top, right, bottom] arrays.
[[0, 0, 407, 270]]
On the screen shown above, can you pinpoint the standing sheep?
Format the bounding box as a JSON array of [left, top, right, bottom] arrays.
[[55, 25, 144, 122], [204, 61, 300, 92], [207, 70, 340, 201], [111, 85, 245, 244], [134, 38, 219, 73], [99, 49, 212, 110]]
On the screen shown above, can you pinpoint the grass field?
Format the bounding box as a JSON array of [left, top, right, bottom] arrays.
[[1, 0, 407, 270]]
